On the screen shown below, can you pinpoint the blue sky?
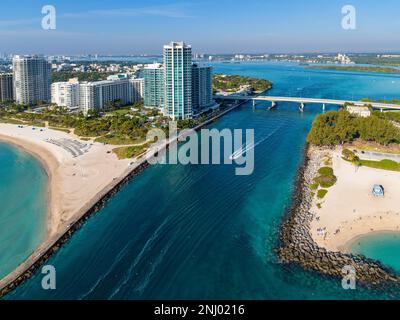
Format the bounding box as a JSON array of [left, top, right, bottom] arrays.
[[1, 0, 400, 54]]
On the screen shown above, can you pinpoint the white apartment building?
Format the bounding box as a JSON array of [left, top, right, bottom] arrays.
[[335, 53, 354, 65], [79, 83, 97, 114], [346, 105, 371, 118], [51, 78, 80, 109], [13, 55, 52, 105], [78, 74, 143, 114], [129, 78, 144, 103]]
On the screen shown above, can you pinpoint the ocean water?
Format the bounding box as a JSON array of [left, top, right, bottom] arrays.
[[5, 62, 400, 300], [350, 233, 400, 273], [0, 143, 47, 279]]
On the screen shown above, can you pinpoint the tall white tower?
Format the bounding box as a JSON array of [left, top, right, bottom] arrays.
[[13, 55, 52, 105], [163, 41, 192, 120]]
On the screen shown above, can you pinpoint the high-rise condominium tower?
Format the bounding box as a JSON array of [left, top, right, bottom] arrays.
[[192, 63, 214, 113], [143, 63, 164, 108], [12, 55, 52, 105], [0, 73, 13, 102], [163, 41, 193, 120]]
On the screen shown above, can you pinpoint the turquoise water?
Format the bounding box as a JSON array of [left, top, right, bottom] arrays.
[[350, 233, 400, 273], [5, 62, 400, 299], [0, 143, 47, 279]]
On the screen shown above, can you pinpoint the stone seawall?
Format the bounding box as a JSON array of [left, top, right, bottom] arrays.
[[0, 160, 150, 298], [278, 145, 400, 286]]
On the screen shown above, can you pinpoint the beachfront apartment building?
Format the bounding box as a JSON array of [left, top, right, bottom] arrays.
[[78, 74, 143, 114], [191, 63, 214, 114], [12, 55, 52, 105], [141, 43, 215, 118], [129, 77, 144, 103], [143, 63, 164, 109], [78, 83, 96, 114], [0, 73, 13, 102], [163, 41, 193, 120], [51, 78, 80, 109]]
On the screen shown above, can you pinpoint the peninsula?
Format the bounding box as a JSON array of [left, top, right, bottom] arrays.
[[279, 108, 400, 285], [213, 74, 272, 94], [307, 65, 400, 74]]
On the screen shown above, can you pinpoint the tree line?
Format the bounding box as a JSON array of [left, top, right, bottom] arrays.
[[307, 110, 400, 146]]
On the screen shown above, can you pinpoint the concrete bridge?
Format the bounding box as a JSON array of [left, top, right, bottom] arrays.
[[213, 95, 400, 112]]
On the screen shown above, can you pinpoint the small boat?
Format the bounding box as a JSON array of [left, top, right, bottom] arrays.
[[229, 142, 255, 160]]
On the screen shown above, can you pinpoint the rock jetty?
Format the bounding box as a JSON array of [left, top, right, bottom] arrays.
[[278, 145, 400, 286]]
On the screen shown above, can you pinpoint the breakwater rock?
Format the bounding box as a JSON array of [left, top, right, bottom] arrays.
[[278, 145, 399, 286], [0, 161, 150, 298]]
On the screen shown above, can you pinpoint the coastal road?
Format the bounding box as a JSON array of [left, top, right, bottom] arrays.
[[353, 149, 400, 162]]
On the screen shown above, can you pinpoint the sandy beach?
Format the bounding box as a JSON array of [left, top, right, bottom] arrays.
[[310, 147, 400, 253], [0, 123, 132, 237]]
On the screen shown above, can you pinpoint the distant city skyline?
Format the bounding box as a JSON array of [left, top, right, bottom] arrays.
[[1, 0, 400, 55]]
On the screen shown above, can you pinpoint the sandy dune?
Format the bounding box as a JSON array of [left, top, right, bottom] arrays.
[[310, 147, 400, 252]]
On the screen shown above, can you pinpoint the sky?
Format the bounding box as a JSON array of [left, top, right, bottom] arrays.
[[1, 0, 400, 55]]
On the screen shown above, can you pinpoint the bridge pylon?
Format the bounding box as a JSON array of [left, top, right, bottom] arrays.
[[268, 101, 277, 111]]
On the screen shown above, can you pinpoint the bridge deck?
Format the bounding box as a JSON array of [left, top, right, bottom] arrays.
[[214, 95, 400, 110]]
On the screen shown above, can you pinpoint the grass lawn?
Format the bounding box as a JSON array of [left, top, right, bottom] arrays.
[[0, 118, 25, 125], [95, 134, 145, 145], [314, 173, 337, 188], [312, 165, 336, 201], [105, 107, 132, 117], [112, 143, 150, 159], [357, 159, 400, 172], [49, 126, 71, 133], [310, 183, 319, 190], [317, 189, 328, 199], [318, 167, 334, 176]]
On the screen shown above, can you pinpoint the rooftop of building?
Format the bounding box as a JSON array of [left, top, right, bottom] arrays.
[[12, 55, 46, 60], [192, 62, 212, 69], [346, 105, 370, 111], [144, 63, 163, 69], [163, 41, 191, 49]]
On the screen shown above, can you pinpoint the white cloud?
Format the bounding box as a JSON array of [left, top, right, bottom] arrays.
[[62, 4, 193, 19], [0, 3, 193, 28], [0, 17, 40, 27]]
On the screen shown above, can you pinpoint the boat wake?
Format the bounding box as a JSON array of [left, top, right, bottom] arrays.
[[229, 126, 282, 160]]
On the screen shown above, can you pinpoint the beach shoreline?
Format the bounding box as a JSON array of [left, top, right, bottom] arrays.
[[0, 133, 59, 237], [0, 99, 250, 298], [339, 230, 400, 254], [278, 144, 400, 286], [0, 123, 134, 297], [309, 147, 400, 253]]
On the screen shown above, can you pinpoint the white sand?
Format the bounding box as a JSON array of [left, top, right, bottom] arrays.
[[0, 123, 131, 236], [310, 147, 400, 252]]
